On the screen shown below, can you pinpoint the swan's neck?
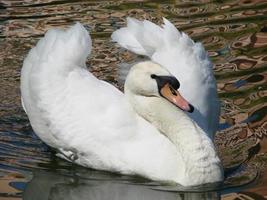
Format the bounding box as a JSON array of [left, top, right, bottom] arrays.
[[125, 91, 223, 185]]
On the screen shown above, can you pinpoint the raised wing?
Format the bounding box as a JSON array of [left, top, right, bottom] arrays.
[[112, 18, 220, 138], [20, 23, 139, 153]]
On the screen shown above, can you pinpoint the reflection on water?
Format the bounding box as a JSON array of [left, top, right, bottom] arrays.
[[0, 0, 267, 199], [23, 170, 219, 200]]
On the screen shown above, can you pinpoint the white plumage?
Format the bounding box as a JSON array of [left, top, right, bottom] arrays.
[[112, 18, 220, 138], [20, 21, 223, 186]]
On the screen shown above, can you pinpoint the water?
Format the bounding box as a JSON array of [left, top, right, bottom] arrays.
[[0, 0, 267, 199]]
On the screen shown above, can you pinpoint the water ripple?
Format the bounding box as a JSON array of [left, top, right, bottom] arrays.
[[0, 0, 267, 199]]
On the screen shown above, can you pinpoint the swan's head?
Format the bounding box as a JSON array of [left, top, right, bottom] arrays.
[[125, 61, 194, 113]]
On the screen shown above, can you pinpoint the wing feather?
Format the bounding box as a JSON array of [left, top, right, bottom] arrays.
[[21, 23, 138, 151]]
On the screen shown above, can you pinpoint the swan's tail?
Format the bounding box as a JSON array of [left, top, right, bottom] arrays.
[[111, 17, 192, 58]]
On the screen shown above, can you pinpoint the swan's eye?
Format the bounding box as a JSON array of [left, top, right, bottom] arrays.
[[171, 78, 180, 90], [150, 75, 180, 91], [169, 86, 177, 96], [151, 74, 157, 79]]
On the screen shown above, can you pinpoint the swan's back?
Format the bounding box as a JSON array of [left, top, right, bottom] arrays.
[[112, 18, 220, 138]]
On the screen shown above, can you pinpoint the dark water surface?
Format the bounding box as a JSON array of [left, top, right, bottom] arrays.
[[0, 0, 267, 199]]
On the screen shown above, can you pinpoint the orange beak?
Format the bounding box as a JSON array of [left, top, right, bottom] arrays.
[[160, 83, 194, 113]]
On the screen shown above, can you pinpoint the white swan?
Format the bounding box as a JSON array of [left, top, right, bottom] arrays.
[[112, 18, 220, 139], [20, 21, 223, 186]]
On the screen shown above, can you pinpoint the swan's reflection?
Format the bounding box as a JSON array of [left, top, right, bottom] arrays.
[[23, 170, 219, 200]]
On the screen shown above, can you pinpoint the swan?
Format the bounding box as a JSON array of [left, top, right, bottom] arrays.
[[20, 21, 223, 186]]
